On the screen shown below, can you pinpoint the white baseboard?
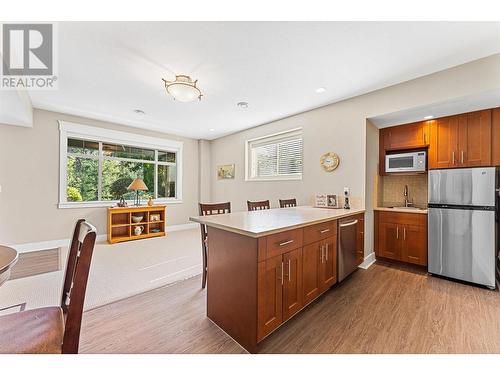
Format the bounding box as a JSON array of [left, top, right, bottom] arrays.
[[9, 222, 199, 254], [358, 252, 376, 269]]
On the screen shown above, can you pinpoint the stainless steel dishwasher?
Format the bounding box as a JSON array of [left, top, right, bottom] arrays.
[[338, 217, 359, 282]]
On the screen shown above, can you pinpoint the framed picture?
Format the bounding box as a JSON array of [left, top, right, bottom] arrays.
[[327, 194, 338, 208], [314, 194, 328, 207], [217, 164, 235, 180]]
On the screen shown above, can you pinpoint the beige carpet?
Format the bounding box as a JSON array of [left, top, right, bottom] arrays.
[[0, 228, 202, 315]]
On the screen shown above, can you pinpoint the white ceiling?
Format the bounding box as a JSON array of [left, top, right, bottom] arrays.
[[369, 89, 500, 128], [27, 22, 500, 140]]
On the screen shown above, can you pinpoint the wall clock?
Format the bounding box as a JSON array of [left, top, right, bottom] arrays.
[[320, 152, 340, 172]]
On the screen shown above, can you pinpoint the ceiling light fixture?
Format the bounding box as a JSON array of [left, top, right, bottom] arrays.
[[209, 128, 215, 132], [315, 87, 326, 93], [162, 75, 202, 102], [237, 101, 248, 109], [424, 115, 434, 119], [133, 109, 145, 115]]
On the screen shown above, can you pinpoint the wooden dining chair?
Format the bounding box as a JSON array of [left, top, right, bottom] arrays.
[[0, 219, 97, 354], [199, 202, 231, 289], [279, 198, 297, 208], [247, 200, 270, 211]]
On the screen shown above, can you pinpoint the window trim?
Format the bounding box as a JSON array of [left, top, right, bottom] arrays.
[[245, 127, 303, 182], [59, 121, 183, 208]]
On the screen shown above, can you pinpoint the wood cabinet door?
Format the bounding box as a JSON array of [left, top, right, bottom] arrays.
[[282, 248, 303, 321], [302, 242, 321, 305], [384, 121, 429, 150], [429, 116, 458, 169], [459, 110, 492, 167], [319, 237, 337, 292], [378, 222, 401, 260], [257, 254, 283, 340], [493, 108, 500, 166], [401, 225, 427, 266]]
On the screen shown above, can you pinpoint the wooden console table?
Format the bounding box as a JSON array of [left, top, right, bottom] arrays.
[[107, 205, 166, 244]]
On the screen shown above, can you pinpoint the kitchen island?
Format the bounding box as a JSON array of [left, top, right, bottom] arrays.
[[190, 206, 365, 352]]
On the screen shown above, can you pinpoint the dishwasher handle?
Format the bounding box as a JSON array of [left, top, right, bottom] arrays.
[[339, 219, 358, 228]]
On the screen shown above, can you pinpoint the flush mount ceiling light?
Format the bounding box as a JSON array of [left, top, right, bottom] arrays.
[[162, 75, 202, 102], [315, 87, 326, 93], [133, 109, 145, 115], [424, 115, 434, 119], [237, 101, 248, 109]]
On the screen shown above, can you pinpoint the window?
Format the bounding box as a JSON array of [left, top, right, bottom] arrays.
[[59, 121, 182, 208], [245, 128, 303, 181]]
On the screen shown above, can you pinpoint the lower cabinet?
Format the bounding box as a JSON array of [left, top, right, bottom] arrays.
[[257, 213, 363, 343], [375, 211, 427, 266]]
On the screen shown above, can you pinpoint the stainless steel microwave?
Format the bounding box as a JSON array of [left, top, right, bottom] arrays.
[[385, 151, 426, 173]]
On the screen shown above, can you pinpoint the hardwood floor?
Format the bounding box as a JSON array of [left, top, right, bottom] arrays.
[[79, 261, 500, 354]]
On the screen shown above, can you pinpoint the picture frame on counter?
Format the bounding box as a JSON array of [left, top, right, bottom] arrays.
[[315, 193, 341, 209]]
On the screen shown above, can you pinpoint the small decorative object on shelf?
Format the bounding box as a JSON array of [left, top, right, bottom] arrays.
[[147, 196, 154, 206], [320, 152, 340, 172], [150, 213, 161, 222], [117, 196, 127, 207], [131, 215, 143, 223], [134, 226, 145, 236]]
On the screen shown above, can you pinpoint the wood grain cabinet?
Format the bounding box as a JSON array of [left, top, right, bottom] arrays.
[[375, 211, 427, 266], [491, 107, 500, 166], [258, 220, 340, 342], [381, 121, 430, 150], [429, 110, 492, 169]]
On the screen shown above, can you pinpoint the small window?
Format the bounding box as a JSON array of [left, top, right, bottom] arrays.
[[246, 128, 303, 181]]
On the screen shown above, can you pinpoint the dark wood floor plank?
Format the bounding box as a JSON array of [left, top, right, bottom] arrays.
[[79, 261, 500, 354]]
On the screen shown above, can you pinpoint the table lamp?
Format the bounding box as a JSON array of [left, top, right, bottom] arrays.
[[127, 178, 148, 206]]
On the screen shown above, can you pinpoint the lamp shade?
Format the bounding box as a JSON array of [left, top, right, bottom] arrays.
[[127, 178, 148, 191]]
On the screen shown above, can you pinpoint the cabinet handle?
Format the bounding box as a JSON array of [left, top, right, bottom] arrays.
[[321, 245, 324, 264], [396, 227, 399, 239], [288, 259, 291, 282], [281, 262, 284, 285], [325, 243, 329, 261], [452, 151, 455, 165], [279, 239, 294, 246], [403, 227, 406, 240], [320, 229, 330, 234], [423, 132, 426, 144], [461, 151, 464, 164]]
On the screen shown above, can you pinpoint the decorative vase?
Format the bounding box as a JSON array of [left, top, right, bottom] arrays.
[[134, 226, 144, 236], [148, 197, 154, 206]]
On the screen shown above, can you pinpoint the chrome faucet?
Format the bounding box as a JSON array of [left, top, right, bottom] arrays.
[[404, 185, 414, 207]]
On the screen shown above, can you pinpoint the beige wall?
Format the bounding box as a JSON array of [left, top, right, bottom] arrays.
[[210, 53, 500, 257], [0, 109, 200, 244], [365, 121, 379, 254]]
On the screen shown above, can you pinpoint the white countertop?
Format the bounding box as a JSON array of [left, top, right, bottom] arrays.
[[374, 207, 428, 214], [190, 206, 365, 238]]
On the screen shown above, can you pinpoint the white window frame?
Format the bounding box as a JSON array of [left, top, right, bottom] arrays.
[[59, 121, 183, 208], [245, 128, 303, 181]]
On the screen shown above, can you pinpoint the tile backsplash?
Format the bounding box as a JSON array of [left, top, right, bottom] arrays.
[[379, 174, 428, 208]]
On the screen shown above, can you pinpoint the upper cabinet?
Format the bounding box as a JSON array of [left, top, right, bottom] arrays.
[[428, 110, 492, 169], [379, 121, 431, 175], [491, 108, 500, 166], [381, 121, 430, 150]]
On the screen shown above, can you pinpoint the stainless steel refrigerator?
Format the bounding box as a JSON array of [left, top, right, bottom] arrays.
[[428, 167, 498, 289]]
